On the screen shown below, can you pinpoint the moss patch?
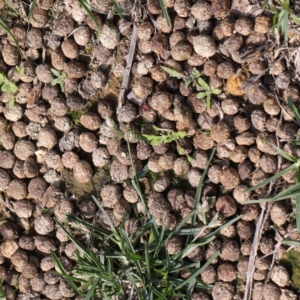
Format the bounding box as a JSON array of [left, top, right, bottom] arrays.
[[280, 249, 300, 288]]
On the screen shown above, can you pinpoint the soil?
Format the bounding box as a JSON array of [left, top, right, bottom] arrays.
[[1, 0, 300, 299]]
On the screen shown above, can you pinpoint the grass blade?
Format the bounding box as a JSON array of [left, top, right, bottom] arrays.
[[0, 19, 22, 59], [282, 239, 300, 247], [287, 97, 300, 124], [198, 77, 210, 91], [112, 1, 124, 18], [27, 0, 37, 21], [84, 277, 100, 300], [54, 218, 91, 258], [192, 148, 216, 226], [158, 0, 171, 28], [125, 270, 143, 299], [161, 66, 185, 79], [175, 251, 220, 290], [75, 0, 101, 38], [246, 163, 297, 192], [295, 168, 300, 233], [92, 196, 117, 232], [50, 250, 84, 297]]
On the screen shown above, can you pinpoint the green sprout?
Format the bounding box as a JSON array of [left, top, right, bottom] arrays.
[[51, 68, 66, 92], [0, 71, 18, 108], [161, 66, 221, 110], [196, 77, 222, 110], [158, 0, 171, 28], [142, 126, 195, 162], [142, 126, 187, 146], [16, 66, 25, 76], [263, 0, 300, 41], [112, 0, 124, 18], [161, 66, 201, 88]]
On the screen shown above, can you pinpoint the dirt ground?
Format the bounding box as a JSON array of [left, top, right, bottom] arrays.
[[1, 0, 300, 299]]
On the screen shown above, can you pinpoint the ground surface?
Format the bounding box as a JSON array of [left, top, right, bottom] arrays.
[[0, 0, 300, 299]]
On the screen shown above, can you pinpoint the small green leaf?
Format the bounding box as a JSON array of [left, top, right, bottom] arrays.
[[16, 66, 24, 76], [161, 66, 185, 79], [142, 134, 157, 141], [177, 131, 187, 138], [196, 92, 207, 99], [8, 99, 14, 108], [292, 14, 300, 25], [10, 83, 18, 94], [61, 71, 67, 79], [0, 72, 5, 82], [197, 78, 210, 91], [1, 83, 10, 92], [51, 78, 59, 86], [184, 78, 192, 87], [51, 68, 60, 76], [212, 88, 222, 95], [191, 69, 200, 78]]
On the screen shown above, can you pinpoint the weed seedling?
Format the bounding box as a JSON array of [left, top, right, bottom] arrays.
[[196, 77, 222, 110], [0, 71, 18, 107], [51, 69, 66, 92], [161, 66, 222, 109], [263, 0, 300, 41], [161, 66, 201, 88], [16, 66, 25, 76]]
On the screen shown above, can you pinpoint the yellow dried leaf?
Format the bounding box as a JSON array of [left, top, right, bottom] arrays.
[[226, 74, 245, 96]]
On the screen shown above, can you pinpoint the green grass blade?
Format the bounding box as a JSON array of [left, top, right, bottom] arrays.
[[50, 250, 84, 297], [161, 66, 185, 79], [137, 164, 149, 179], [282, 239, 300, 247], [198, 215, 242, 242], [0, 19, 22, 59], [192, 148, 216, 226], [144, 243, 151, 282], [292, 14, 300, 25], [75, 0, 101, 38], [295, 168, 300, 233], [54, 218, 91, 258], [126, 136, 150, 218], [246, 163, 297, 192], [112, 0, 124, 18], [4, 0, 24, 19], [154, 223, 165, 258], [186, 277, 196, 300], [287, 97, 300, 124], [84, 277, 100, 300], [158, 0, 171, 28], [266, 141, 297, 162], [125, 270, 143, 299], [92, 196, 117, 233], [0, 278, 6, 300], [67, 215, 109, 236], [27, 0, 37, 21], [175, 251, 220, 290]]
